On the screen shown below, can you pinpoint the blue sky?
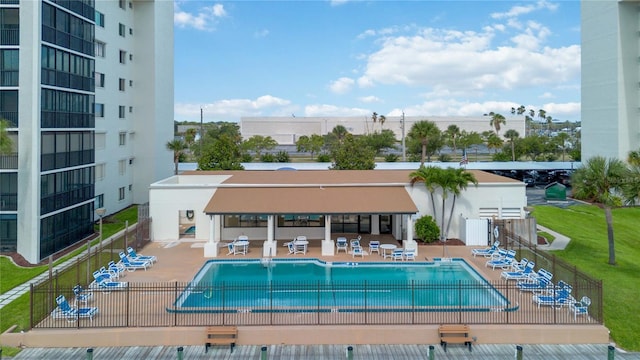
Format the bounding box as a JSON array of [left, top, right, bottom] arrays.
[[174, 1, 581, 123]]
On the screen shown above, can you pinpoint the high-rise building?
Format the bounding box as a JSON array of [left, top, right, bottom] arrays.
[[0, 0, 173, 264], [581, 0, 640, 161]]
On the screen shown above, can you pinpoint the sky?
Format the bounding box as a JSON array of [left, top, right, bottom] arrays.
[[173, 0, 581, 124]]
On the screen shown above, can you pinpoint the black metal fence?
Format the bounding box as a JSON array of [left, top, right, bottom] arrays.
[[32, 278, 601, 329]]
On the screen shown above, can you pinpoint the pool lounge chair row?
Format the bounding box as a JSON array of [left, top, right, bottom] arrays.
[[51, 294, 98, 322]]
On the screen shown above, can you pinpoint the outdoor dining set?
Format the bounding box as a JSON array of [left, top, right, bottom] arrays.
[[336, 236, 416, 261]]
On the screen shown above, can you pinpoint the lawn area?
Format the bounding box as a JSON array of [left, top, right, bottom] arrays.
[[532, 204, 640, 351], [0, 206, 138, 335]]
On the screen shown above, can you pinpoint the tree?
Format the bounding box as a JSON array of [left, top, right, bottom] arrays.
[[488, 112, 506, 136], [503, 129, 520, 161], [623, 149, 640, 205], [198, 134, 244, 170], [445, 124, 461, 154], [184, 128, 197, 148], [409, 166, 441, 218], [166, 139, 187, 175], [554, 132, 570, 161], [362, 129, 397, 156], [243, 135, 278, 160], [296, 134, 324, 160], [0, 119, 13, 155], [441, 168, 478, 240], [324, 125, 350, 153], [627, 149, 640, 166], [329, 133, 376, 170], [378, 115, 386, 130], [458, 131, 483, 161], [408, 120, 441, 166], [571, 156, 629, 265], [486, 133, 504, 154]]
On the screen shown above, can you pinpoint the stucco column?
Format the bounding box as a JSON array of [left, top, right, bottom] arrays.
[[371, 215, 380, 235], [403, 214, 418, 256], [263, 215, 277, 257], [204, 214, 219, 257], [322, 214, 334, 255]]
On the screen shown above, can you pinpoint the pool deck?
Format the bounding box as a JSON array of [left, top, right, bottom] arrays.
[[0, 235, 611, 349]]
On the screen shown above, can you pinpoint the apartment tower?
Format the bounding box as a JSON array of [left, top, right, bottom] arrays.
[[0, 0, 173, 264]]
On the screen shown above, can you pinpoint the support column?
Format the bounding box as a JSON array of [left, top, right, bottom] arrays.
[[322, 215, 335, 255], [371, 215, 380, 235], [263, 215, 277, 257], [403, 214, 418, 256], [204, 214, 219, 257]]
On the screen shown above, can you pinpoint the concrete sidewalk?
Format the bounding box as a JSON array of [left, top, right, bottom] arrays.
[[535, 224, 570, 251]]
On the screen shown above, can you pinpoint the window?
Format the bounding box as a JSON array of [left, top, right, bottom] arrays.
[[119, 50, 126, 64], [129, 53, 133, 61], [118, 187, 125, 201], [277, 215, 325, 227], [129, 80, 133, 87], [118, 159, 126, 175], [95, 133, 105, 149], [94, 103, 104, 117], [119, 132, 126, 146], [224, 215, 268, 228], [119, 106, 125, 119], [128, 184, 132, 191], [119, 23, 125, 37], [95, 163, 105, 180], [95, 194, 104, 208], [129, 2, 133, 9], [95, 41, 106, 58], [95, 72, 105, 87], [95, 11, 104, 27], [119, 0, 126, 9], [129, 106, 133, 113], [129, 28, 133, 35], [119, 78, 125, 91]]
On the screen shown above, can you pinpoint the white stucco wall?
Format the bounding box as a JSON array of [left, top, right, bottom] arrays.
[[149, 185, 216, 241]]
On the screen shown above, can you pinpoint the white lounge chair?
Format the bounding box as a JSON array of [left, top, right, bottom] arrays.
[[570, 296, 591, 320], [51, 295, 98, 322], [336, 237, 348, 253], [352, 245, 364, 258], [368, 241, 380, 255], [501, 261, 535, 281], [471, 240, 500, 257]]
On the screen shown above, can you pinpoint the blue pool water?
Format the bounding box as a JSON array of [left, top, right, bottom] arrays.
[[170, 259, 512, 313]]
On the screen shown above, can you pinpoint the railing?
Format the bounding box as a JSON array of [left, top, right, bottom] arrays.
[[32, 279, 602, 329]]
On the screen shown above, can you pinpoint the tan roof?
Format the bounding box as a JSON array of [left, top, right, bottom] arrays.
[[204, 186, 418, 215], [192, 169, 518, 215]]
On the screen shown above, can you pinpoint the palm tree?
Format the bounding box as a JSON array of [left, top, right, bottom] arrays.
[[442, 168, 478, 240], [445, 124, 461, 154], [486, 133, 504, 154], [488, 112, 506, 136], [408, 120, 440, 166], [571, 156, 629, 265], [0, 119, 13, 155], [503, 129, 520, 161], [166, 139, 187, 175], [379, 115, 386, 130], [409, 166, 442, 219], [555, 132, 570, 161], [627, 149, 640, 166]]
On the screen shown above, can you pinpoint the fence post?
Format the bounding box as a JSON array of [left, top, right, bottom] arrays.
[[86, 348, 93, 360], [177, 346, 184, 360], [608, 345, 615, 360], [515, 345, 523, 360], [346, 345, 353, 360], [428, 345, 435, 360], [260, 345, 268, 360]]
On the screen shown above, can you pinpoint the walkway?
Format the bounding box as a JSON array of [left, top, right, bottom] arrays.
[[8, 344, 640, 360], [535, 224, 570, 251]]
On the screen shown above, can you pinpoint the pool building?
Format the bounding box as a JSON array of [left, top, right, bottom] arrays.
[[149, 169, 527, 257]]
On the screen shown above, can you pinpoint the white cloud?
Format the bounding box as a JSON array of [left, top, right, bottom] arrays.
[[329, 77, 355, 94], [491, 0, 558, 20], [175, 95, 292, 121], [254, 29, 270, 38], [174, 3, 227, 31], [304, 104, 370, 117], [358, 96, 382, 104]]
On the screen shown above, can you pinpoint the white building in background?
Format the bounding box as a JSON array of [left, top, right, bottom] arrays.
[[240, 116, 525, 145], [0, 0, 173, 264], [581, 0, 640, 161]]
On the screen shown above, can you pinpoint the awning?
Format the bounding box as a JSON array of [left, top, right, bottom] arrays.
[[203, 186, 418, 215]]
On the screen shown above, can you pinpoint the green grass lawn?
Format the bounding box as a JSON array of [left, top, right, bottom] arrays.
[[532, 204, 640, 351]]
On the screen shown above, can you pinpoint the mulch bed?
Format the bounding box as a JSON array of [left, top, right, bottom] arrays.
[[2, 234, 97, 268]]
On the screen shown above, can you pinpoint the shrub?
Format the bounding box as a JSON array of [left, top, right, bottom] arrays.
[[384, 153, 399, 162], [414, 215, 440, 243], [316, 153, 331, 162], [241, 153, 253, 162], [260, 153, 275, 162], [275, 150, 290, 163], [438, 154, 452, 162]]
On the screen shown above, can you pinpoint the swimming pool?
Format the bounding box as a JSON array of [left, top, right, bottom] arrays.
[[183, 226, 195, 235], [169, 258, 514, 313]]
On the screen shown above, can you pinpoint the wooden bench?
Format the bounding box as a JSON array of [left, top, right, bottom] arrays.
[[205, 326, 238, 353], [438, 324, 472, 352]]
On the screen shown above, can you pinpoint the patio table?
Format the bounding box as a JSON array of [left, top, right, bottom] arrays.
[[380, 244, 397, 258]]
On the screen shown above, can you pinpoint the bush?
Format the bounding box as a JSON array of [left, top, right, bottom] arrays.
[[438, 154, 452, 162], [275, 150, 290, 163], [414, 215, 440, 243], [260, 153, 275, 162], [241, 153, 253, 162], [492, 151, 511, 162], [384, 153, 399, 162], [316, 153, 331, 162]]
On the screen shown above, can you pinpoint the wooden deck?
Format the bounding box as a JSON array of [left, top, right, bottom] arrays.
[[10, 344, 640, 360]]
